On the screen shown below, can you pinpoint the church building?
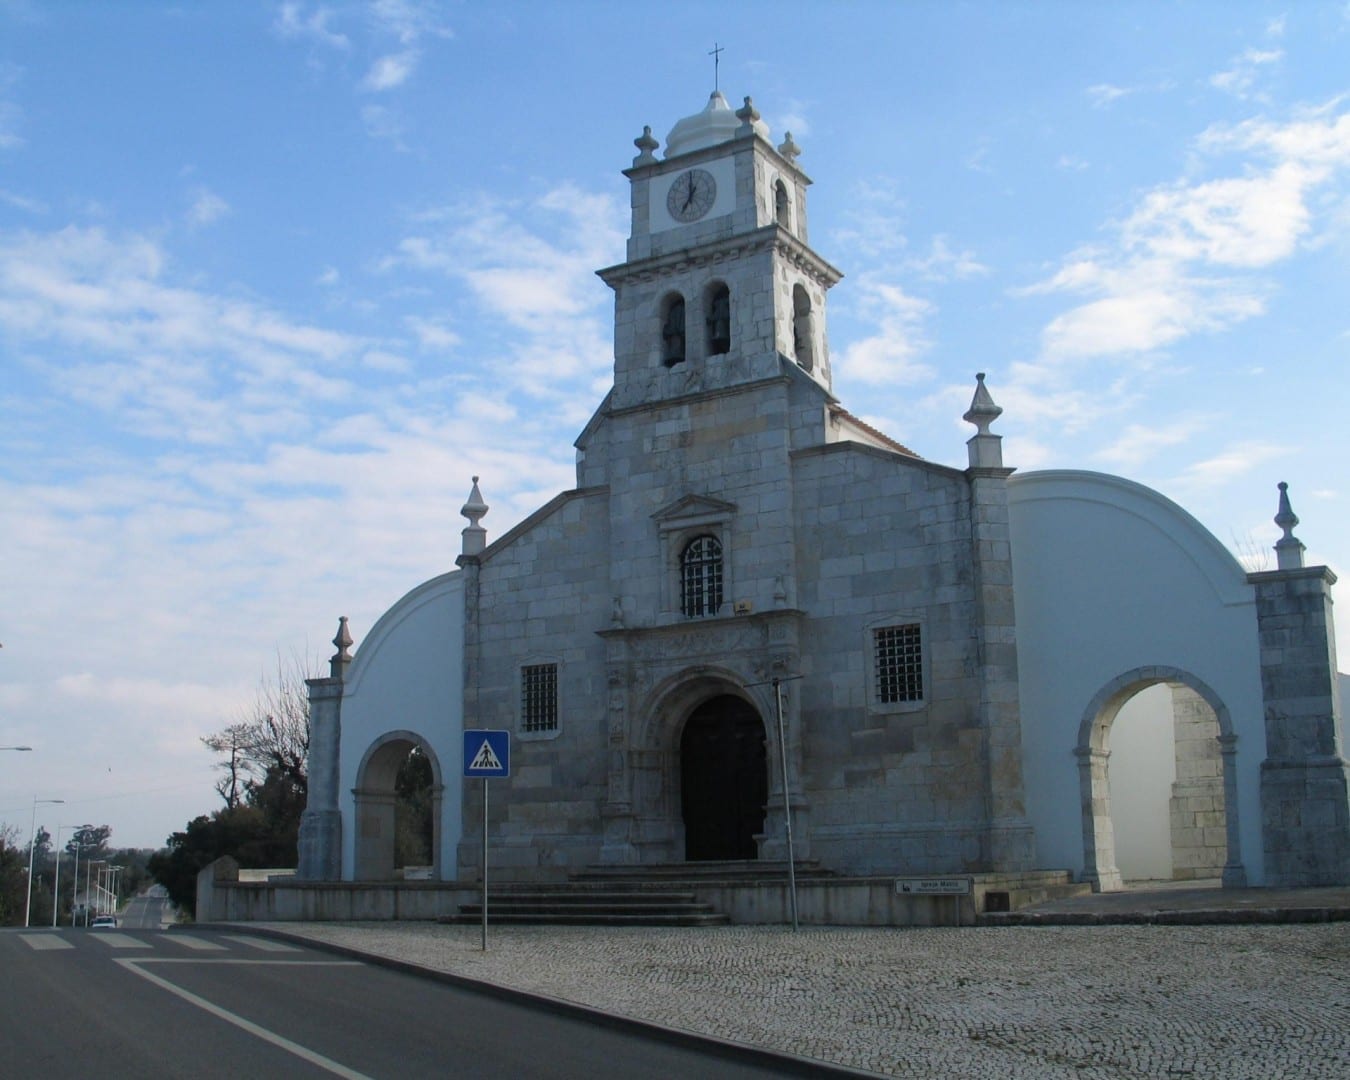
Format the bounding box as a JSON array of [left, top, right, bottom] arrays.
[[297, 91, 1350, 904]]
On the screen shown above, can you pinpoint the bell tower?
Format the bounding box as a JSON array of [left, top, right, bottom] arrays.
[[599, 92, 841, 412]]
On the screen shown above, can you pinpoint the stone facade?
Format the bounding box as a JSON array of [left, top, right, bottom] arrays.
[[299, 92, 1349, 896]]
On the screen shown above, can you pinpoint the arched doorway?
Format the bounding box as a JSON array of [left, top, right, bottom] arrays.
[[680, 695, 767, 861], [353, 731, 443, 880], [1078, 669, 1245, 890]]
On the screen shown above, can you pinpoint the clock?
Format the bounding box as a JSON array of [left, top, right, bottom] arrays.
[[667, 168, 717, 223]]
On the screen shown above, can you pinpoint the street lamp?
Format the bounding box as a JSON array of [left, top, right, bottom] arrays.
[[25, 796, 65, 928], [68, 826, 93, 927], [52, 825, 69, 929]]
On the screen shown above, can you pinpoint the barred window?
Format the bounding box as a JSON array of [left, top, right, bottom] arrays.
[[521, 663, 558, 733], [680, 535, 723, 618], [874, 624, 923, 704]]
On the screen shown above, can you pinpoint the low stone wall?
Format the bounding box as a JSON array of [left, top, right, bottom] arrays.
[[196, 859, 1077, 926]]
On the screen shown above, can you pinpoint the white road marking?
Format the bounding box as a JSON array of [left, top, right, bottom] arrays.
[[222, 934, 301, 953], [19, 933, 74, 951], [116, 958, 370, 1079], [88, 933, 150, 949], [167, 934, 227, 951]]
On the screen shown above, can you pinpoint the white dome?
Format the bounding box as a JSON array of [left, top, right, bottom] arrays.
[[664, 91, 767, 158]]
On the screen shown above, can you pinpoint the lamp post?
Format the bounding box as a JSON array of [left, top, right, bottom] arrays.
[[69, 827, 92, 927], [25, 796, 65, 927], [52, 825, 69, 929]]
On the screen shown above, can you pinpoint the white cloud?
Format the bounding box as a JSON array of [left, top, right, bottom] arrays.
[[906, 235, 989, 281], [1087, 83, 1134, 108], [0, 63, 25, 150], [828, 180, 909, 260], [1210, 47, 1283, 101], [833, 277, 933, 386], [1173, 440, 1289, 489], [0, 225, 366, 442], [406, 315, 459, 350], [0, 187, 45, 213], [186, 187, 230, 228], [776, 97, 811, 139], [273, 2, 350, 50], [316, 266, 340, 286], [361, 104, 406, 145], [362, 50, 418, 92], [1026, 102, 1350, 363], [1094, 417, 1209, 469], [369, 0, 453, 46]]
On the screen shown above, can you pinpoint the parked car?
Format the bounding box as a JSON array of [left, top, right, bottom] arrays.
[[90, 915, 118, 929]]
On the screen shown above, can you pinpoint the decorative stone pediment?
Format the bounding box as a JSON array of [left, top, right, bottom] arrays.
[[652, 493, 737, 527]]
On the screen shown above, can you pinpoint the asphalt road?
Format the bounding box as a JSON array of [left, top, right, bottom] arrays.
[[118, 890, 172, 929], [0, 927, 798, 1079]]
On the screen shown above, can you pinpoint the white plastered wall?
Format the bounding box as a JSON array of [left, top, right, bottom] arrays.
[[1008, 471, 1266, 885], [337, 571, 464, 880]]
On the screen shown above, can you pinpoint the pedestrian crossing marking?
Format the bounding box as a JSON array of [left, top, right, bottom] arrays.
[[19, 933, 74, 951], [88, 933, 150, 949], [222, 934, 301, 952], [470, 739, 502, 771], [169, 934, 227, 951]]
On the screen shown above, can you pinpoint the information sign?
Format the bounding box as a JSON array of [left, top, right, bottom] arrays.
[[463, 729, 510, 778], [894, 877, 972, 896]]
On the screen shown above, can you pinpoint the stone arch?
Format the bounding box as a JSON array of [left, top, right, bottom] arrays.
[[352, 729, 444, 881], [774, 179, 791, 229], [630, 668, 773, 862], [659, 291, 686, 367], [792, 284, 814, 371], [1076, 667, 1245, 891], [704, 281, 731, 356]]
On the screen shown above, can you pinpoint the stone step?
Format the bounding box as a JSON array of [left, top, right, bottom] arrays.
[[440, 910, 731, 927], [571, 860, 834, 883], [443, 879, 733, 927], [463, 890, 704, 905], [459, 900, 723, 917]]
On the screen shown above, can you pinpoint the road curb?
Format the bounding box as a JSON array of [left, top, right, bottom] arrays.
[[978, 906, 1350, 927], [193, 923, 885, 1079]]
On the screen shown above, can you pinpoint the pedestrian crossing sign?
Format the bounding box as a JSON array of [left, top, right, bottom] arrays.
[[463, 729, 510, 777]]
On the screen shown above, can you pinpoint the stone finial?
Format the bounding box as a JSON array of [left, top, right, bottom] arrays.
[[964, 372, 1005, 469], [461, 475, 488, 557], [963, 372, 1003, 434], [735, 96, 761, 136], [632, 125, 659, 166], [777, 131, 801, 163], [330, 616, 353, 679], [1274, 481, 1306, 570]]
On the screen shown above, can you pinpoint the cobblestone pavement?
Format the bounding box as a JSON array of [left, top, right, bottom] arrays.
[[254, 922, 1350, 1078]]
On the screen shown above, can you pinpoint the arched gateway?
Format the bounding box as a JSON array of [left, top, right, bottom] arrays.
[[352, 731, 443, 881], [681, 695, 768, 860]]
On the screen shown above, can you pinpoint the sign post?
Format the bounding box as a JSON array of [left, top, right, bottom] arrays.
[[894, 876, 971, 927], [463, 729, 510, 950]]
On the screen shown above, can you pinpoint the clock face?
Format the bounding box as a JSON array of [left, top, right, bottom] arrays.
[[667, 168, 717, 223]]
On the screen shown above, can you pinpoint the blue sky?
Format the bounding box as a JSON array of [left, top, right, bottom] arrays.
[[2, 1, 1347, 849]]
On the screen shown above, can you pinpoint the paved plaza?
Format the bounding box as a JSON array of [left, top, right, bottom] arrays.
[[257, 920, 1350, 1078]]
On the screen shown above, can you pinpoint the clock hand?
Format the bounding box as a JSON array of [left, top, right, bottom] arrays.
[[683, 181, 696, 211]]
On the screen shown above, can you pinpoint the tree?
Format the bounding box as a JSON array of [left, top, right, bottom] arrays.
[[204, 651, 314, 816], [67, 824, 111, 862], [148, 805, 296, 917], [0, 825, 27, 926], [394, 747, 434, 868], [154, 650, 319, 916]]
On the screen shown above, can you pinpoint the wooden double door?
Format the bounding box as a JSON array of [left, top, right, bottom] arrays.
[[680, 695, 767, 861]]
